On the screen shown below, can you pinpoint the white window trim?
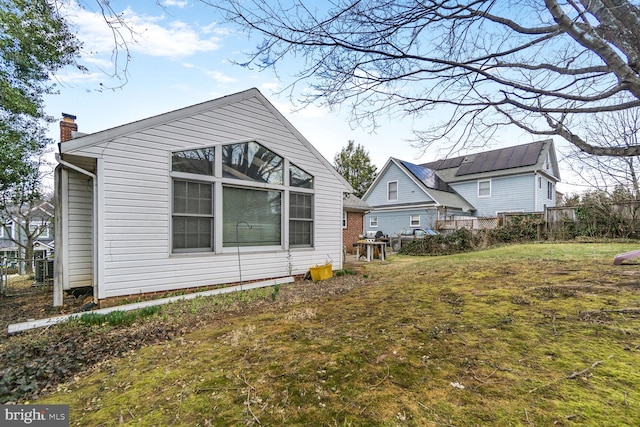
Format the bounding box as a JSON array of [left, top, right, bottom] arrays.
[[369, 217, 378, 228], [342, 211, 347, 229], [547, 181, 554, 200], [410, 214, 420, 227], [387, 180, 398, 201], [478, 179, 491, 198], [170, 143, 315, 254]]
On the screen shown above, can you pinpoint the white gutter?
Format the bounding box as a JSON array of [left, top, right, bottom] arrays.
[[54, 153, 99, 305]]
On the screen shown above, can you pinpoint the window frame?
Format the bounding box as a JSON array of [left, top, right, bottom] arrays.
[[478, 179, 491, 198], [342, 211, 347, 229], [172, 180, 215, 253], [369, 216, 378, 228], [410, 214, 420, 227], [387, 181, 398, 201], [289, 192, 313, 248], [547, 181, 554, 200], [170, 142, 316, 253]]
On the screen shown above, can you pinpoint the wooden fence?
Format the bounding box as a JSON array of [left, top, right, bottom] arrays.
[[436, 202, 640, 239]]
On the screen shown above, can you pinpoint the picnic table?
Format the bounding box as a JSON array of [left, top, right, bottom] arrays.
[[355, 239, 387, 262]]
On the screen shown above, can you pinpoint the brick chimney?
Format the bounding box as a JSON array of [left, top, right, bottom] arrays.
[[60, 113, 77, 142]]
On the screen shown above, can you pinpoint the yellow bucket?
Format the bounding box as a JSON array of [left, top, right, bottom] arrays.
[[309, 263, 333, 281]]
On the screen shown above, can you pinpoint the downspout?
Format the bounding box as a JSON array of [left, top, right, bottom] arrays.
[[55, 153, 99, 305], [534, 172, 538, 211]]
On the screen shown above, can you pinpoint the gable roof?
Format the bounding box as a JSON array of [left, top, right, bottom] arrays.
[[363, 158, 475, 211], [60, 88, 353, 192], [422, 140, 560, 183]]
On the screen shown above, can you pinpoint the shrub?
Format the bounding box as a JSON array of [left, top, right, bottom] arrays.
[[400, 228, 479, 256]]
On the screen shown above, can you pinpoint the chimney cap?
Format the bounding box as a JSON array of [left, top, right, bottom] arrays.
[[62, 113, 76, 122]]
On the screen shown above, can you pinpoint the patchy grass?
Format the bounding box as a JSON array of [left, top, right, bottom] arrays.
[[20, 243, 640, 425]]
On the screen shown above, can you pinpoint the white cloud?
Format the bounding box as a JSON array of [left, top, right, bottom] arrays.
[[162, 0, 189, 8], [260, 81, 280, 92], [64, 3, 221, 61], [205, 70, 237, 84], [52, 70, 105, 85], [178, 62, 236, 83]]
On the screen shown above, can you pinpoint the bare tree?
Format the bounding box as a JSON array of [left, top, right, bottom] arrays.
[[565, 103, 640, 195], [208, 0, 640, 157], [0, 163, 52, 275]]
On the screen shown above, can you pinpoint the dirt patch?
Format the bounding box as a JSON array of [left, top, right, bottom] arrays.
[[0, 284, 89, 335], [0, 275, 366, 403]]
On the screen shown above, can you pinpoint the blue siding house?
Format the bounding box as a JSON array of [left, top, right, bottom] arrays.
[[362, 140, 560, 235]]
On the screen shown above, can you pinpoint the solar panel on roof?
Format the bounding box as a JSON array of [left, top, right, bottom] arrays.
[[422, 156, 464, 170], [401, 160, 453, 192], [455, 141, 545, 176]]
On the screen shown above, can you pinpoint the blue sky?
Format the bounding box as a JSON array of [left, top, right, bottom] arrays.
[[44, 0, 574, 192]]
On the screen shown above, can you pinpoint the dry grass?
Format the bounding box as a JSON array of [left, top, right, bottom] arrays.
[[27, 243, 640, 426]]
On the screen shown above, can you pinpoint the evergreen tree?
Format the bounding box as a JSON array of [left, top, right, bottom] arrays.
[[334, 141, 377, 198]]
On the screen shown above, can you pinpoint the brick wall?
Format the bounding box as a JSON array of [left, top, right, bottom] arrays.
[[343, 211, 364, 254], [59, 114, 77, 142]]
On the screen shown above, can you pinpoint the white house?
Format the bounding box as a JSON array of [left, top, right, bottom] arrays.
[[54, 88, 351, 306]]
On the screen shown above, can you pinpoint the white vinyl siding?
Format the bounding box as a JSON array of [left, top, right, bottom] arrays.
[[64, 169, 94, 289], [62, 92, 345, 299]]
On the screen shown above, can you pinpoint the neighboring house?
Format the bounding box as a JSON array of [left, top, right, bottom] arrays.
[[362, 140, 560, 235], [0, 202, 55, 270], [342, 194, 370, 254], [54, 88, 352, 306]]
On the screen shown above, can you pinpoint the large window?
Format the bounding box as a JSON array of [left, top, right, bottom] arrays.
[[172, 180, 213, 251], [290, 193, 313, 247], [171, 142, 314, 252], [222, 141, 283, 184], [223, 187, 282, 247]]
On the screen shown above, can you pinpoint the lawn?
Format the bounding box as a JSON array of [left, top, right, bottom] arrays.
[[26, 243, 640, 425]]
